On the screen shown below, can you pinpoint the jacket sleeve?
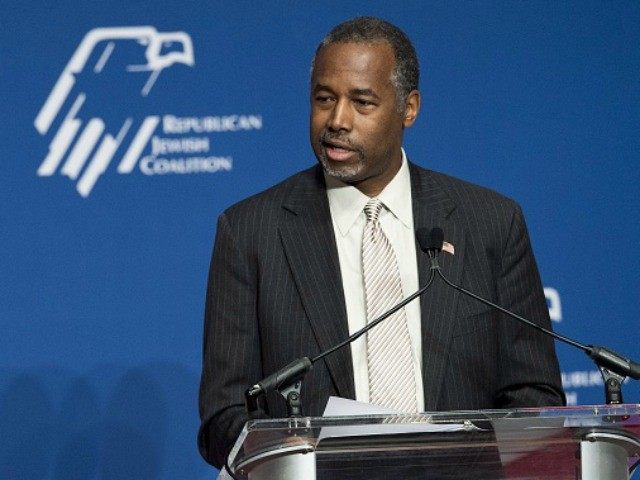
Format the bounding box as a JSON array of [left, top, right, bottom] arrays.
[[494, 203, 566, 407], [197, 212, 265, 468]]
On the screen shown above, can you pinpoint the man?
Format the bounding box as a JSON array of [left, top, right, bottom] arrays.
[[198, 17, 565, 468]]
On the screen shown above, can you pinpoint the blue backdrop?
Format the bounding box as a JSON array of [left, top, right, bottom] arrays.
[[1, 1, 638, 478]]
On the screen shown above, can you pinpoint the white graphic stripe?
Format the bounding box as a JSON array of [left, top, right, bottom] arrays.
[[61, 119, 104, 179], [94, 42, 115, 73], [118, 116, 159, 173], [77, 119, 133, 197], [141, 69, 161, 97], [38, 118, 82, 176], [77, 135, 117, 197], [37, 94, 86, 176], [115, 118, 133, 144], [34, 74, 76, 135], [66, 93, 86, 120]]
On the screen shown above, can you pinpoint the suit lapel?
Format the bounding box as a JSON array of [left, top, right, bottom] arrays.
[[410, 164, 466, 411], [278, 166, 355, 399]]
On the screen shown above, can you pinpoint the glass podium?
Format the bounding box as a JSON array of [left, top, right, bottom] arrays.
[[225, 404, 640, 480]]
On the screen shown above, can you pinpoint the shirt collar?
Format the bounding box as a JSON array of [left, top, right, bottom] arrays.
[[325, 148, 413, 237]]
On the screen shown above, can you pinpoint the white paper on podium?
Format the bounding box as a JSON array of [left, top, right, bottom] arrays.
[[318, 396, 477, 441], [323, 396, 399, 416]]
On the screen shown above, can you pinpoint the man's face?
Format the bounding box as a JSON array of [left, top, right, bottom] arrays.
[[310, 41, 419, 196]]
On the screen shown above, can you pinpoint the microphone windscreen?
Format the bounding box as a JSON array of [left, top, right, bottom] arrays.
[[416, 227, 444, 252]]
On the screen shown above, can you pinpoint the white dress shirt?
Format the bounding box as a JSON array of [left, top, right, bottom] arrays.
[[325, 150, 424, 411]]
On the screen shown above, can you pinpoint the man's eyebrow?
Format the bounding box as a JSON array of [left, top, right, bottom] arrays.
[[349, 88, 380, 99], [312, 83, 333, 93], [312, 84, 381, 100]]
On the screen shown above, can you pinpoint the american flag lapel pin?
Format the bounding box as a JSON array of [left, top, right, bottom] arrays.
[[442, 241, 455, 255]]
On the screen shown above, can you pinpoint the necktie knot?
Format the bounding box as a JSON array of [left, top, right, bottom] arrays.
[[364, 198, 383, 223]]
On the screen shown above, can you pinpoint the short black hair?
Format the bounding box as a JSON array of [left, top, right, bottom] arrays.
[[312, 17, 420, 108]]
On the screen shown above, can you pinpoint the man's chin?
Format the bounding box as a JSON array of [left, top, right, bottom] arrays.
[[319, 157, 364, 183]]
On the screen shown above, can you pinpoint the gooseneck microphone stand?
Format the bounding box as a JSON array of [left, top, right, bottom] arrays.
[[416, 227, 640, 405]]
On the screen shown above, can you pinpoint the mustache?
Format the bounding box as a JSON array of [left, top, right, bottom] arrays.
[[319, 132, 363, 153]]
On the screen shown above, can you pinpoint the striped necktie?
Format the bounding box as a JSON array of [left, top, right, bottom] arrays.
[[362, 198, 418, 412]]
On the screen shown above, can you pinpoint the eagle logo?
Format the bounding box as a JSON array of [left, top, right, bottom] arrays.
[[34, 27, 195, 197]]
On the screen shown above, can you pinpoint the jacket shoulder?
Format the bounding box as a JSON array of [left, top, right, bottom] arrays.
[[221, 166, 317, 222], [424, 167, 519, 211]]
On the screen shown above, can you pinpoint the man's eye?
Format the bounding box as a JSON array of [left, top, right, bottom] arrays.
[[315, 95, 333, 103], [355, 99, 374, 107]]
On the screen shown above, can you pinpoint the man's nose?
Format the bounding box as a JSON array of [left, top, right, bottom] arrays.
[[327, 99, 352, 132]]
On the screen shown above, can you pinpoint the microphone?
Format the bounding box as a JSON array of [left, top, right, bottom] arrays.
[[416, 226, 444, 258], [415, 226, 640, 404], [246, 357, 313, 399], [245, 252, 438, 417]]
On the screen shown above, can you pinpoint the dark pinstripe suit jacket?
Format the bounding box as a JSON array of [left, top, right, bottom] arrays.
[[198, 162, 565, 468]]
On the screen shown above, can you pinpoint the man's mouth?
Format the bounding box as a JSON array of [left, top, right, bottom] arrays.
[[321, 138, 357, 162]]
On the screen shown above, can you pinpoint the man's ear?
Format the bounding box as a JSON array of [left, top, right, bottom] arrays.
[[402, 90, 421, 128]]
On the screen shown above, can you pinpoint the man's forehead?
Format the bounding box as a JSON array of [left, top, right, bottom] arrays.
[[312, 41, 395, 83], [315, 40, 394, 63]]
